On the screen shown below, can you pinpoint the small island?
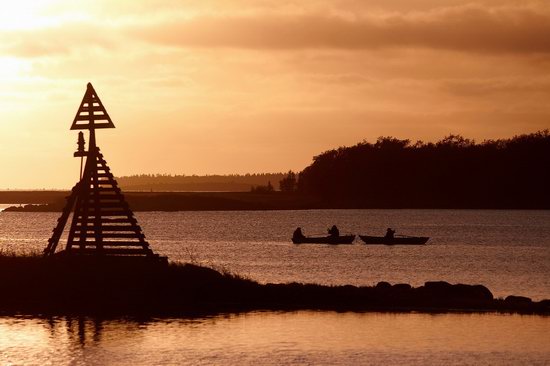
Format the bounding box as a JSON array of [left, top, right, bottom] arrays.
[[0, 254, 547, 316]]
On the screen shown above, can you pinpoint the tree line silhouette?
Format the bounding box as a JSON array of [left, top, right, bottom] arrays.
[[296, 130, 550, 208]]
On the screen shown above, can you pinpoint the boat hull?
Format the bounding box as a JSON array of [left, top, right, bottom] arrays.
[[292, 235, 356, 245], [359, 235, 429, 245]]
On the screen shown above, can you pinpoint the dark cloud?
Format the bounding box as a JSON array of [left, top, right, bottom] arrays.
[[131, 5, 550, 54]]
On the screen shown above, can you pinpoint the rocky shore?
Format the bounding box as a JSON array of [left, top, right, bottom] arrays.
[[0, 255, 547, 316]]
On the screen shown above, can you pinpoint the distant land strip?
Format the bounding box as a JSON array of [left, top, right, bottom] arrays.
[[1, 191, 549, 211], [0, 191, 321, 211], [116, 173, 285, 192]]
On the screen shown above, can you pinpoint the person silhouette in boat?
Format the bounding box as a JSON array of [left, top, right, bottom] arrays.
[[328, 225, 340, 237], [385, 228, 396, 239], [293, 227, 305, 241]]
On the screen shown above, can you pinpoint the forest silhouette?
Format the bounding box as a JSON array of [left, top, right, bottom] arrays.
[[3, 131, 549, 210], [297, 130, 550, 208]]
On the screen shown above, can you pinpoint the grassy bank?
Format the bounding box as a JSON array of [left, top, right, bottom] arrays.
[[0, 254, 547, 316]]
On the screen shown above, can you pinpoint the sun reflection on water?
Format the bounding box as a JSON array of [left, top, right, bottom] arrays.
[[0, 312, 548, 365]]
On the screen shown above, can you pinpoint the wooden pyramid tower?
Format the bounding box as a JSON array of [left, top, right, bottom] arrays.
[[44, 83, 156, 257]]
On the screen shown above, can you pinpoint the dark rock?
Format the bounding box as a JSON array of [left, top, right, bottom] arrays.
[[454, 284, 493, 301], [424, 281, 452, 290], [376, 281, 392, 290], [416, 281, 493, 308], [504, 295, 533, 308], [393, 283, 412, 291], [535, 299, 550, 312]]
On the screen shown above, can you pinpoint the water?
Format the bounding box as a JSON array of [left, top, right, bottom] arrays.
[[0, 208, 549, 364], [0, 209, 549, 300], [0, 312, 548, 365]]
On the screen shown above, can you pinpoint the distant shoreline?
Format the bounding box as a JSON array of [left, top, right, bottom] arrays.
[[1, 191, 549, 211]]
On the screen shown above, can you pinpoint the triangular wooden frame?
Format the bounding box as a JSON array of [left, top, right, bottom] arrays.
[[70, 83, 115, 130]]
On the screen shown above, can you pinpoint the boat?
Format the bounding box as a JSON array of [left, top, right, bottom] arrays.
[[359, 235, 429, 245], [292, 235, 356, 245]]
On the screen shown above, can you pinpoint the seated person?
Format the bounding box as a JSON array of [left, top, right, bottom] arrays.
[[328, 225, 340, 237], [293, 227, 305, 240], [385, 228, 396, 239]]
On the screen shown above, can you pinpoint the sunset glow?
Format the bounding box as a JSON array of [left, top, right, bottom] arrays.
[[1, 0, 549, 188]]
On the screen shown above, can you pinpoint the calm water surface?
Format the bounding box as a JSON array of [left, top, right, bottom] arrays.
[[0, 208, 549, 364], [0, 209, 549, 299], [0, 312, 549, 365]]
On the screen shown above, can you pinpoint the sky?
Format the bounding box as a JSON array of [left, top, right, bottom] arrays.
[[0, 0, 549, 189]]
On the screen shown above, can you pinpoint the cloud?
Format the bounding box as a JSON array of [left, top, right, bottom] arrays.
[[131, 5, 550, 54], [0, 23, 116, 58], [441, 78, 550, 97], [3, 4, 550, 58]]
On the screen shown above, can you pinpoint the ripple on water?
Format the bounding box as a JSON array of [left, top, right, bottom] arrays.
[[0, 312, 549, 365]]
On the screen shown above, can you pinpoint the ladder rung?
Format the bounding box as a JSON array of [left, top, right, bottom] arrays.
[[79, 106, 106, 113], [75, 225, 141, 232], [74, 115, 111, 122], [101, 233, 145, 238], [97, 187, 119, 192], [66, 248, 153, 256], [77, 211, 129, 217], [69, 241, 148, 246], [99, 218, 137, 223], [84, 202, 128, 208]]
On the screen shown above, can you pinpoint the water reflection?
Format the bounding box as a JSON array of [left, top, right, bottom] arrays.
[[0, 311, 549, 365], [57, 316, 103, 347]]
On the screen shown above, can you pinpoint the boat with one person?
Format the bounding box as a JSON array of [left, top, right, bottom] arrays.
[[359, 227, 428, 245], [359, 234, 429, 245]]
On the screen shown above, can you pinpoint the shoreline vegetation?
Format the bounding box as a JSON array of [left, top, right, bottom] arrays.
[[0, 254, 547, 316], [296, 130, 550, 209], [2, 130, 549, 211]]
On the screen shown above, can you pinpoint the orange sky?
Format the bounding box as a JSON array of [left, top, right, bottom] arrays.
[[1, 0, 549, 189]]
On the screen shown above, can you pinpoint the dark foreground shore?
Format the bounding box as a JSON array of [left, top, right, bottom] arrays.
[[0, 255, 547, 316]]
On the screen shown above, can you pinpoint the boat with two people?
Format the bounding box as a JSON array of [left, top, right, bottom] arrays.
[[292, 225, 355, 245], [359, 227, 429, 245]]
